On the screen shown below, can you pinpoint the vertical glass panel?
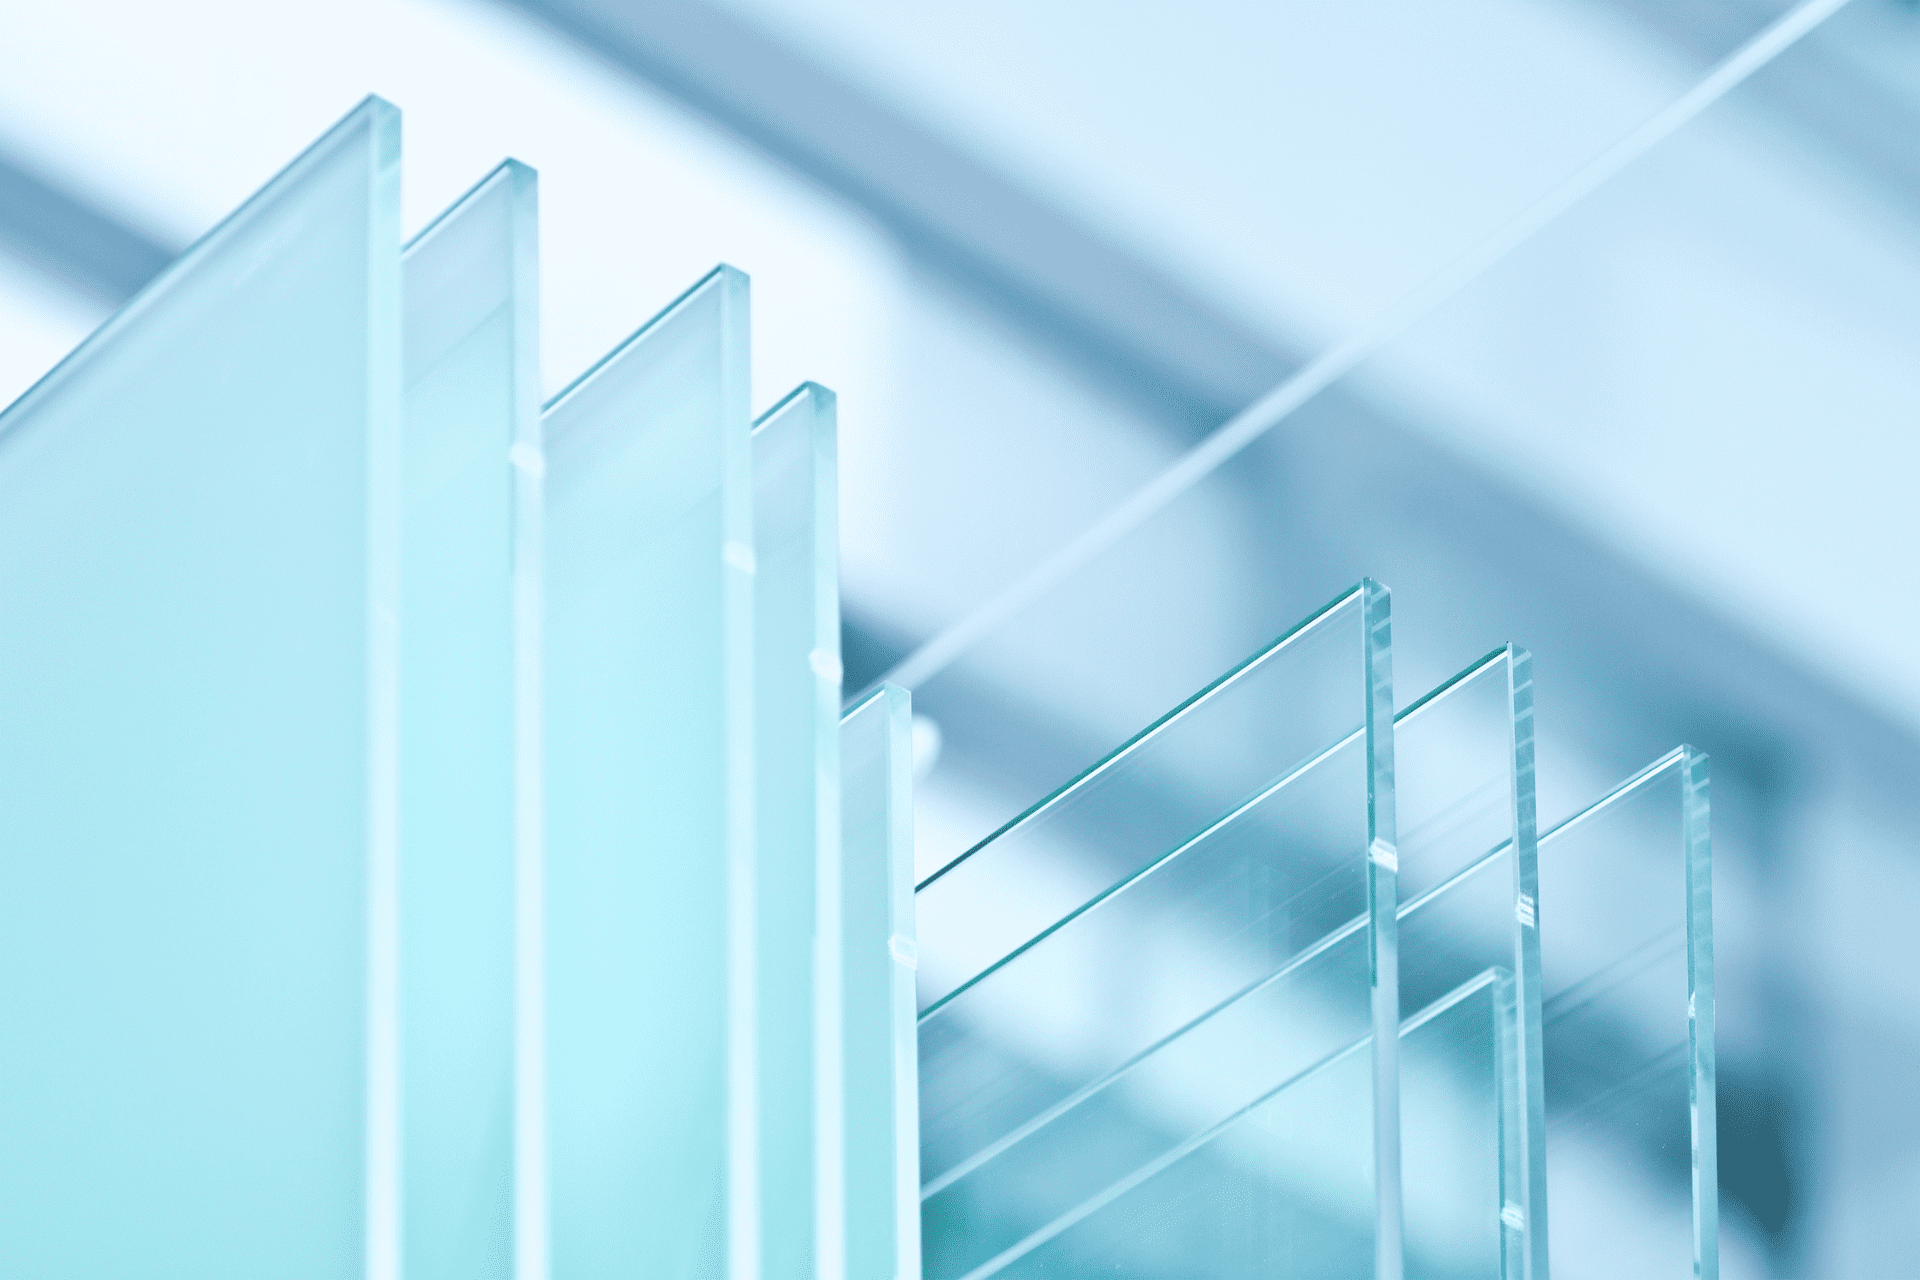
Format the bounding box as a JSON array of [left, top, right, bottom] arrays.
[[917, 582, 1398, 1276], [1394, 646, 1545, 1279], [939, 972, 1507, 1280], [543, 266, 753, 1278], [915, 581, 1382, 1010], [0, 99, 400, 1274], [923, 641, 1555, 1280], [839, 684, 920, 1280], [399, 159, 540, 1280], [1539, 748, 1714, 1279], [751, 382, 841, 1278]]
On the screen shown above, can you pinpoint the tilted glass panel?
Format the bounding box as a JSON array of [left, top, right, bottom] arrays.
[[918, 582, 1398, 1275], [1394, 646, 1545, 1279], [543, 266, 754, 1277], [0, 100, 400, 1273], [751, 382, 841, 1278], [1538, 748, 1714, 1280], [940, 972, 1510, 1280], [839, 684, 921, 1280], [399, 159, 541, 1280], [915, 583, 1386, 1012]]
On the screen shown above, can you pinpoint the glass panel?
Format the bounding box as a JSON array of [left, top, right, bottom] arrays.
[[751, 382, 841, 1277], [915, 581, 1386, 1012], [1394, 646, 1545, 1279], [1539, 748, 1714, 1280], [0, 99, 400, 1273], [839, 684, 921, 1280], [917, 582, 1398, 1275], [937, 972, 1508, 1280], [542, 265, 754, 1277], [398, 159, 541, 1280], [921, 643, 1549, 1280]]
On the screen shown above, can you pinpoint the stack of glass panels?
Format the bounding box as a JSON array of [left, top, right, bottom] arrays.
[[0, 99, 924, 1280], [919, 592, 1716, 1280], [0, 96, 1718, 1280]]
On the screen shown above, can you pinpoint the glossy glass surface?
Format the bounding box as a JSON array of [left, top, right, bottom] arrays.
[[840, 684, 922, 1280], [1539, 748, 1715, 1280], [399, 158, 541, 1280], [542, 265, 754, 1277], [0, 99, 400, 1273]]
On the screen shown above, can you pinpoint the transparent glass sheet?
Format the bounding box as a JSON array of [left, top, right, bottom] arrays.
[[1538, 748, 1715, 1280], [921, 640, 1551, 1280], [839, 684, 921, 1280], [917, 582, 1397, 1277], [0, 100, 400, 1272], [916, 581, 1387, 1010], [933, 971, 1510, 1280], [398, 159, 539, 1280], [1394, 646, 1544, 1279], [751, 382, 841, 1277], [542, 265, 753, 1275]]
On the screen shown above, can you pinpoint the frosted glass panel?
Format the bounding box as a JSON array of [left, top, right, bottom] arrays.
[[840, 685, 921, 1280], [751, 382, 841, 1277], [0, 99, 400, 1273], [543, 265, 753, 1277], [1539, 748, 1714, 1280], [399, 159, 540, 1280]]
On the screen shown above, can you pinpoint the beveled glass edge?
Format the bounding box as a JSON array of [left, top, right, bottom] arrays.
[[917, 580, 1377, 892], [0, 96, 402, 430]]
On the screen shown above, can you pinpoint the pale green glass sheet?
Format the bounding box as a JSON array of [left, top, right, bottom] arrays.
[[399, 159, 540, 1280], [918, 582, 1399, 1277], [952, 972, 1511, 1280], [840, 684, 922, 1280], [543, 266, 753, 1278], [921, 643, 1537, 1280], [1539, 748, 1715, 1280], [916, 582, 1394, 1013], [0, 99, 400, 1272], [751, 382, 841, 1279], [1394, 646, 1544, 1280]]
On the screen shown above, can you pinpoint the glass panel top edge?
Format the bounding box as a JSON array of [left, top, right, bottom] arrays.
[[915, 578, 1379, 892]]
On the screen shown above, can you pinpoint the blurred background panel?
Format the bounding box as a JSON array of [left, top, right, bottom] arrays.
[[0, 0, 1913, 1275]]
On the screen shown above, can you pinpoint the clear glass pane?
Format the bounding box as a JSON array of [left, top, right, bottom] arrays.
[[1539, 748, 1714, 1279], [0, 99, 400, 1272], [917, 582, 1398, 1275], [1394, 645, 1545, 1279], [751, 381, 841, 1276], [399, 159, 541, 1280], [941, 971, 1509, 1280], [542, 265, 754, 1276], [921, 641, 1548, 1280], [916, 581, 1386, 1010], [839, 684, 921, 1280]]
